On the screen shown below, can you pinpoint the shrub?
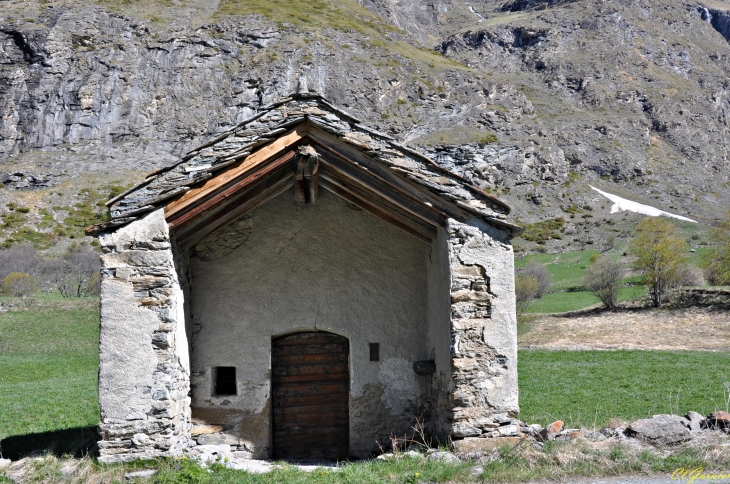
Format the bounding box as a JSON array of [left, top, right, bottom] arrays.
[[1, 272, 38, 297], [582, 257, 624, 310], [519, 262, 552, 298], [521, 217, 565, 244], [515, 274, 539, 316], [677, 265, 705, 288]]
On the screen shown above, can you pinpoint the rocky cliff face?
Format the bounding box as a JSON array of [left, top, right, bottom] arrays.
[[1, 0, 729, 251]]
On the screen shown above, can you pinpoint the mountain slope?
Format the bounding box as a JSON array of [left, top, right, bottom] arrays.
[[0, 0, 728, 252]]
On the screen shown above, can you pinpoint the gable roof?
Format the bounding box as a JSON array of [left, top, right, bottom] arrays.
[[88, 92, 522, 243]]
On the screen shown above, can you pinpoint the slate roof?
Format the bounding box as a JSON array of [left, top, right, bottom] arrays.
[[89, 92, 521, 237]]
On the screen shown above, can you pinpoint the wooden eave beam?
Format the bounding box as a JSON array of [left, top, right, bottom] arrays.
[[305, 125, 473, 223], [318, 169, 438, 240], [168, 150, 296, 231], [175, 167, 294, 250], [314, 148, 446, 228], [165, 123, 308, 221]]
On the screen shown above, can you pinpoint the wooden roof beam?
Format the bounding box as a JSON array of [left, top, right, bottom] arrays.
[[175, 169, 293, 250], [168, 150, 296, 230], [314, 147, 446, 228], [305, 126, 473, 223], [319, 174, 436, 242]]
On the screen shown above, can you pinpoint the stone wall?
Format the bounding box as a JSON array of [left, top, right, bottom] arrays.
[[97, 209, 192, 463], [446, 218, 519, 440], [93, 200, 519, 462]]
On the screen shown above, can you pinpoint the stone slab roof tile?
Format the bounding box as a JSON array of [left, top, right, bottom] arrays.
[[92, 92, 520, 237]]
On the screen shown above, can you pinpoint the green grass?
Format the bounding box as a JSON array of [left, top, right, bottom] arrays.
[[2, 295, 730, 483], [515, 249, 601, 291], [216, 0, 398, 36], [514, 245, 716, 313], [148, 457, 474, 484], [0, 295, 100, 446], [519, 349, 730, 428], [525, 286, 646, 314]]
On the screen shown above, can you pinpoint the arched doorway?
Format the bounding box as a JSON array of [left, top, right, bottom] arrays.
[[271, 332, 350, 461]]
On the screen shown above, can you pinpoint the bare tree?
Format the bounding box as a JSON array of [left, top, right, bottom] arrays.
[[52, 243, 101, 298], [583, 256, 624, 310], [519, 262, 552, 299], [677, 264, 705, 288]]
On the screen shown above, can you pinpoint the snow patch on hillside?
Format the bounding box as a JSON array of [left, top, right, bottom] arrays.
[[589, 186, 697, 223]]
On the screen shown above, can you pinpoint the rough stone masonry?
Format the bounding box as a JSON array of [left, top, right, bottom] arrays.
[[97, 209, 191, 463]]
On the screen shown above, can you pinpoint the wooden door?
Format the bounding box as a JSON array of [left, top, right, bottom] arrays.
[[271, 332, 349, 461]]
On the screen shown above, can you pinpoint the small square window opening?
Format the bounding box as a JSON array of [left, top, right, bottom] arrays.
[[369, 343, 379, 362], [213, 366, 237, 396]]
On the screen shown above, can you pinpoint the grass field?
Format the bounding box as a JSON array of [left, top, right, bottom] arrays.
[[519, 349, 730, 428], [524, 286, 646, 314], [0, 294, 100, 458], [2, 298, 728, 438], [514, 244, 718, 314]]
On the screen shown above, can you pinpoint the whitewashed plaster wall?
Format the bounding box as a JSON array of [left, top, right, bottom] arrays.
[[188, 189, 434, 458]]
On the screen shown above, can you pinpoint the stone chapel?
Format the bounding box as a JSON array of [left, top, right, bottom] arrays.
[[88, 91, 523, 463]]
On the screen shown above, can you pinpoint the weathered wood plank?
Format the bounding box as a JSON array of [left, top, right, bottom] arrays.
[[305, 125, 470, 221], [315, 147, 445, 227], [175, 169, 293, 249], [274, 353, 348, 366], [272, 363, 348, 377], [275, 394, 349, 408], [319, 169, 439, 237], [272, 343, 348, 356], [273, 382, 349, 396], [273, 403, 349, 416], [168, 150, 296, 230], [274, 332, 347, 345], [272, 331, 349, 460]]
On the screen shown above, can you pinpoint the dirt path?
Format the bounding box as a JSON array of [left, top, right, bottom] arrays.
[[519, 306, 730, 351]]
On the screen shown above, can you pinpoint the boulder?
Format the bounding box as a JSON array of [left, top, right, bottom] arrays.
[[190, 424, 223, 436], [556, 429, 584, 441], [452, 422, 482, 438], [684, 411, 704, 432], [196, 433, 239, 446], [625, 414, 692, 445], [124, 469, 157, 480], [538, 420, 563, 442], [703, 411, 730, 430], [427, 451, 461, 464], [496, 424, 520, 436]]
